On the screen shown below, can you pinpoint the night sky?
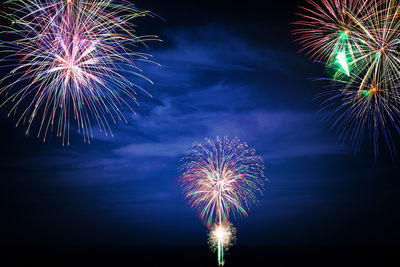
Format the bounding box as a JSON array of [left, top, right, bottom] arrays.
[[1, 0, 400, 266]]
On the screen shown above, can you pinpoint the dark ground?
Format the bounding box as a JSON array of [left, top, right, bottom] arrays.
[[1, 246, 399, 266]]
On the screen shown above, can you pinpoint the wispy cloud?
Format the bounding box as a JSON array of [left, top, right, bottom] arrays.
[[5, 25, 349, 221]]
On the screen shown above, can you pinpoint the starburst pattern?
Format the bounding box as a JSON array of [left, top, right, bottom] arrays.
[[0, 0, 160, 144]]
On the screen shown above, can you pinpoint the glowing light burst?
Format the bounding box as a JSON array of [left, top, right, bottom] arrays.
[[0, 0, 160, 144], [179, 136, 265, 265], [336, 50, 350, 76], [208, 223, 236, 266]]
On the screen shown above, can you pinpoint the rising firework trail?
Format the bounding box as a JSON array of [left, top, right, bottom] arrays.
[[0, 0, 161, 144], [208, 222, 236, 266], [179, 136, 266, 266]]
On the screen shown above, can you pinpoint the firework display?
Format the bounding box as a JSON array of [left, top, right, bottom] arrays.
[[292, 0, 374, 63], [293, 0, 400, 158], [179, 136, 265, 266], [0, 0, 160, 144]]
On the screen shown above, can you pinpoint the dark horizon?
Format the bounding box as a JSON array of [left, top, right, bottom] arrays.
[[2, 245, 399, 266], [1, 0, 400, 266]]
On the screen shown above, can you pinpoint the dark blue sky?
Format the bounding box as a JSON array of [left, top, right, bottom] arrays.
[[1, 0, 400, 250]]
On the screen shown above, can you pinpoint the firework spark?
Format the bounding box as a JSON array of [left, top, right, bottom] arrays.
[[339, 0, 400, 93], [293, 0, 400, 158], [0, 0, 160, 144], [319, 69, 400, 158], [179, 136, 265, 265], [292, 0, 374, 64]]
